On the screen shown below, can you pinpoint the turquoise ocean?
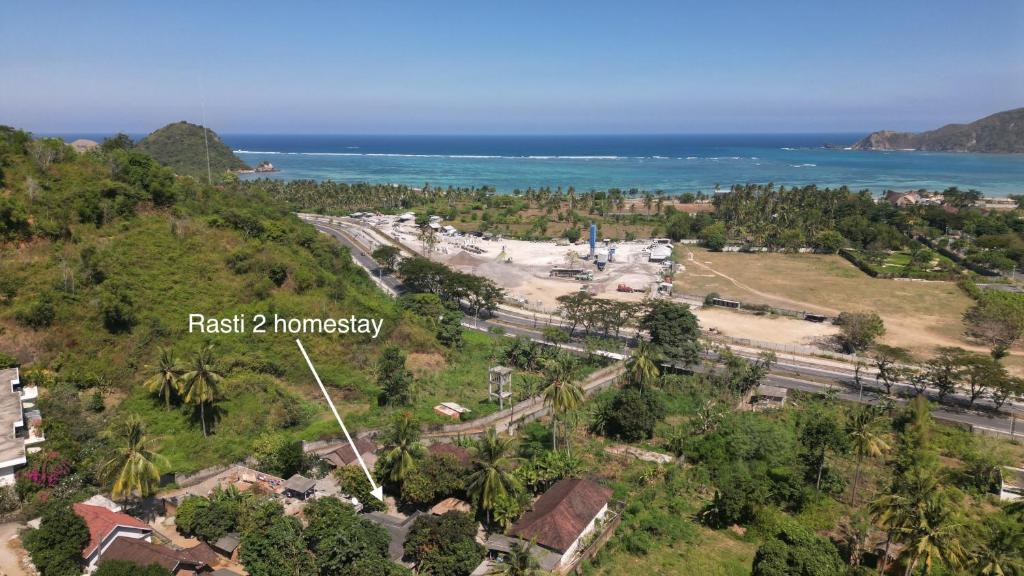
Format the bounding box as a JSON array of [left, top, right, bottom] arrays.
[[62, 133, 1024, 197]]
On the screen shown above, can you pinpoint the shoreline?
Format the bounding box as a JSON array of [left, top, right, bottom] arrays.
[[237, 169, 1024, 200]]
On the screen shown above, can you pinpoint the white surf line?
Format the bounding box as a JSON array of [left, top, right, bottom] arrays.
[[296, 338, 384, 502]]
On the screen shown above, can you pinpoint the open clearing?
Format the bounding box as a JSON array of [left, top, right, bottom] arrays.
[[675, 246, 992, 359]]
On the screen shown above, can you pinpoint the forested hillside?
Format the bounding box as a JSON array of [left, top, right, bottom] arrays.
[[0, 127, 419, 473]]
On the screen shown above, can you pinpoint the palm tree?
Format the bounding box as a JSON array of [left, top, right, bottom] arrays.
[[181, 344, 223, 437], [974, 515, 1024, 576], [100, 414, 168, 502], [466, 428, 521, 526], [624, 341, 660, 393], [871, 492, 908, 575], [541, 356, 584, 451], [903, 497, 965, 576], [846, 407, 890, 505], [378, 412, 422, 486], [144, 347, 182, 410], [488, 540, 543, 576]]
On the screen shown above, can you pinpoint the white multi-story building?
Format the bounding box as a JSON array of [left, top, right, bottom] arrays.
[[0, 367, 44, 486]]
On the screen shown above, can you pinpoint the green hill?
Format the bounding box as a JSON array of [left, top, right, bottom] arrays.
[[852, 107, 1024, 153], [136, 121, 249, 179], [0, 126, 532, 475]]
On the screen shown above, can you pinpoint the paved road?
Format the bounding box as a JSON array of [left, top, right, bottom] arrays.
[[306, 216, 1024, 440]]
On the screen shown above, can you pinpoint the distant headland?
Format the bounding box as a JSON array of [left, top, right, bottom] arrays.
[[851, 107, 1024, 153]]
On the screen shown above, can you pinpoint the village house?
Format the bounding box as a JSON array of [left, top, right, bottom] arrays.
[[211, 533, 241, 562], [74, 503, 154, 571], [998, 466, 1024, 501], [323, 437, 378, 469], [429, 497, 472, 516], [751, 384, 788, 410], [426, 442, 472, 467], [283, 474, 316, 500], [507, 478, 615, 573], [0, 367, 44, 486], [98, 538, 207, 575], [882, 190, 921, 207], [433, 402, 471, 421]]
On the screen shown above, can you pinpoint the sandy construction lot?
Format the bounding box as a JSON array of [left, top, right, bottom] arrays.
[[361, 216, 838, 349]]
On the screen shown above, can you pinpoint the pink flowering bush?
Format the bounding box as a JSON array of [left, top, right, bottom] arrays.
[[16, 451, 70, 500]]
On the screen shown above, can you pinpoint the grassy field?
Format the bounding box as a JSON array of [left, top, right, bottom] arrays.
[[675, 246, 988, 359], [585, 526, 757, 576], [119, 328, 584, 473]]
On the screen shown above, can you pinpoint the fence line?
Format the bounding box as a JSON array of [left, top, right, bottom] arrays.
[[173, 464, 232, 488], [424, 364, 624, 439]]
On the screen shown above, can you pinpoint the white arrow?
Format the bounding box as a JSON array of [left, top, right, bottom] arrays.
[[296, 339, 384, 502]]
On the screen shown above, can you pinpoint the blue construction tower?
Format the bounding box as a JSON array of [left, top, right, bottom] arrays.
[[589, 222, 597, 259]]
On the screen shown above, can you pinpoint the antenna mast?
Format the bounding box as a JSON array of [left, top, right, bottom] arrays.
[[199, 76, 212, 185]]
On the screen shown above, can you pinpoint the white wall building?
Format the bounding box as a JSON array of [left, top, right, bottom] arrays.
[[0, 367, 42, 486]]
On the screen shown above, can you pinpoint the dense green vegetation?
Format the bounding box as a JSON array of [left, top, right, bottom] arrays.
[[0, 127, 563, 492], [136, 121, 249, 179], [250, 171, 1024, 280]]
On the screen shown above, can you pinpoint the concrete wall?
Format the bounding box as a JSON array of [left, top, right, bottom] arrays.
[[559, 503, 609, 569]]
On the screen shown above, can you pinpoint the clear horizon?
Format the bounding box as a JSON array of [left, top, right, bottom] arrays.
[[3, 1, 1022, 135]]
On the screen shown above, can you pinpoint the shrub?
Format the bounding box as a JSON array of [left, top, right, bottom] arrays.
[[15, 292, 56, 329], [599, 389, 666, 442], [22, 501, 89, 576], [99, 280, 137, 333]]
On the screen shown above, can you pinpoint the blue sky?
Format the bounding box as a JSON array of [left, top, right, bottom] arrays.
[[1, 0, 1021, 134]]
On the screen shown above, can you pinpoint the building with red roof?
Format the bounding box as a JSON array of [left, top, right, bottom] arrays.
[[73, 502, 153, 570]]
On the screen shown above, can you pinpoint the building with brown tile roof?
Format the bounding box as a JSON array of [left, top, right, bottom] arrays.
[[99, 537, 206, 574], [509, 478, 612, 568], [427, 442, 472, 467], [324, 437, 378, 468]]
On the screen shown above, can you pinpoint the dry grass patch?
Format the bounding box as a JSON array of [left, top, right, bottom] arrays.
[[406, 352, 447, 376], [676, 246, 993, 358]]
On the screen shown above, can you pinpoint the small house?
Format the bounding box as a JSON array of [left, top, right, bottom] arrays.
[[212, 532, 241, 561], [324, 437, 378, 469], [433, 402, 471, 421], [882, 190, 921, 207], [430, 497, 472, 516], [427, 443, 472, 467], [284, 474, 316, 500], [999, 467, 1024, 501], [648, 245, 672, 262], [509, 478, 613, 571], [99, 538, 207, 575], [752, 384, 788, 410], [73, 503, 154, 571]]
